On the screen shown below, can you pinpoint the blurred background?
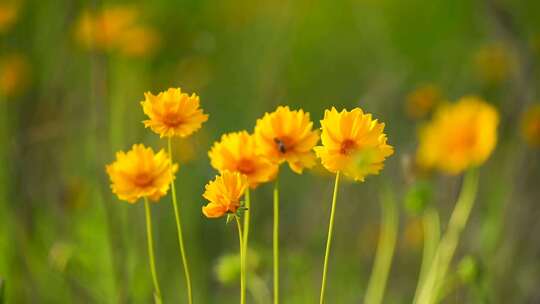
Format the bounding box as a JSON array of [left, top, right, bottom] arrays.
[[1, 0, 539, 303]]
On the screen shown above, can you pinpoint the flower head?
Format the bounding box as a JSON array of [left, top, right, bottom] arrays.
[[106, 144, 178, 203], [142, 87, 208, 138], [0, 53, 30, 97], [405, 84, 442, 119], [202, 171, 248, 218], [416, 96, 499, 175], [521, 103, 540, 148], [0, 1, 19, 34], [314, 107, 394, 182], [254, 106, 319, 174], [209, 131, 278, 188]]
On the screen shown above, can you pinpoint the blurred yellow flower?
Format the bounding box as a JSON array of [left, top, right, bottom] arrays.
[[254, 106, 319, 174], [106, 144, 178, 203], [474, 43, 514, 84], [417, 96, 499, 175], [0, 53, 30, 97], [142, 87, 208, 138], [521, 104, 540, 148], [209, 131, 278, 188], [405, 84, 442, 119], [75, 6, 159, 57], [0, 1, 19, 34], [314, 107, 394, 182], [202, 171, 248, 218]]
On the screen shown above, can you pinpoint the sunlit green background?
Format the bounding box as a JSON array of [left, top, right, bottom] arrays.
[[1, 0, 540, 303]]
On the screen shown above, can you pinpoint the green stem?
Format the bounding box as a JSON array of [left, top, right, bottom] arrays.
[[415, 169, 479, 304], [413, 208, 440, 303], [235, 216, 246, 304], [144, 198, 162, 303], [364, 188, 398, 304], [273, 178, 280, 304], [319, 171, 341, 304], [243, 189, 251, 286], [167, 137, 193, 304]]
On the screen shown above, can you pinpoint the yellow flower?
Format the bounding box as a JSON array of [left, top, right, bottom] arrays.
[[0, 1, 19, 34], [405, 84, 442, 119], [254, 106, 319, 174], [521, 104, 540, 148], [473, 43, 514, 84], [314, 107, 394, 182], [202, 171, 248, 218], [142, 87, 209, 138], [0, 53, 30, 97], [416, 96, 499, 175], [209, 131, 278, 188], [106, 144, 178, 203], [117, 26, 160, 57]]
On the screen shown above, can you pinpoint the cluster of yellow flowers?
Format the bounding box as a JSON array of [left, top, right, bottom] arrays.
[[105, 85, 502, 303], [75, 5, 160, 57]]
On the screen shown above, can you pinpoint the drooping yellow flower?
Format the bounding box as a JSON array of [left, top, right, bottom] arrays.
[[254, 106, 319, 174], [405, 84, 442, 119], [314, 107, 394, 182], [416, 96, 499, 175], [521, 103, 540, 148], [202, 171, 248, 218], [209, 131, 278, 188], [0, 1, 19, 34], [0, 53, 29, 97], [106, 144, 178, 203], [473, 43, 514, 84], [141, 87, 209, 138]]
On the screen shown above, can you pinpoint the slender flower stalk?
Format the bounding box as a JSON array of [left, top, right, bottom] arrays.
[[319, 171, 341, 304], [273, 178, 280, 304], [242, 189, 251, 287], [413, 208, 440, 303], [415, 169, 479, 304], [235, 215, 246, 304], [144, 198, 162, 303], [364, 189, 398, 304], [167, 137, 193, 304]]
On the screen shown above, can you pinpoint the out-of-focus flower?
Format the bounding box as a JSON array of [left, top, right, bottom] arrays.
[[117, 26, 160, 57], [202, 171, 248, 218], [254, 106, 319, 174], [75, 5, 160, 57], [314, 107, 394, 182], [405, 84, 442, 119], [0, 1, 19, 34], [141, 87, 208, 138], [0, 53, 30, 97], [106, 144, 178, 203], [209, 131, 278, 188], [521, 104, 540, 148], [473, 43, 515, 84], [416, 96, 499, 175]]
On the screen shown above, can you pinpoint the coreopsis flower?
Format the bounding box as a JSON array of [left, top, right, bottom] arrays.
[[202, 171, 248, 218], [0, 1, 19, 34], [473, 43, 514, 84], [106, 144, 178, 203], [405, 84, 442, 119], [314, 107, 394, 182], [75, 5, 160, 57], [0, 53, 29, 97], [141, 87, 208, 138], [254, 106, 319, 174], [416, 96, 499, 175], [521, 104, 540, 148], [209, 131, 278, 188]]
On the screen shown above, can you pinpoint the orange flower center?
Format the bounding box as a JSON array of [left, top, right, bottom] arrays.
[[274, 137, 292, 154], [133, 172, 154, 187], [448, 129, 477, 153], [237, 159, 256, 175], [340, 139, 357, 155], [163, 112, 184, 127]]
